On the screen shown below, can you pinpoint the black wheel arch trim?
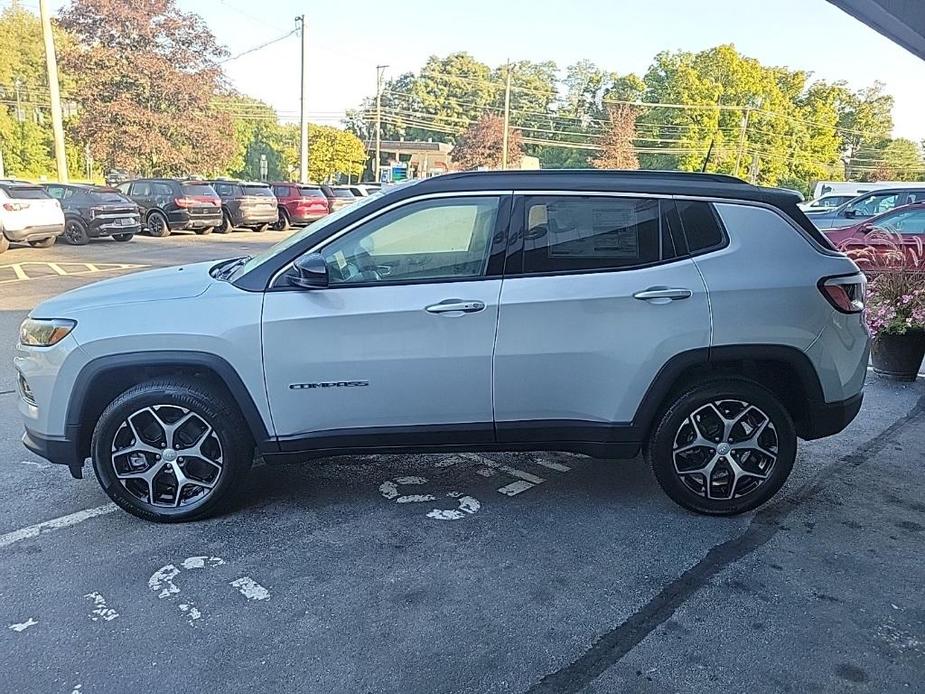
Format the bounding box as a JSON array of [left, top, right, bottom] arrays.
[[631, 344, 834, 440], [65, 350, 272, 453]]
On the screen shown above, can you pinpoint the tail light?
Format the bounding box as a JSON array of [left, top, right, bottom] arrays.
[[174, 197, 195, 208], [819, 274, 866, 313], [2, 201, 30, 212]]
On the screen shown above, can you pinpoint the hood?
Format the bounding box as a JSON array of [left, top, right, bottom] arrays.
[[32, 260, 220, 318]]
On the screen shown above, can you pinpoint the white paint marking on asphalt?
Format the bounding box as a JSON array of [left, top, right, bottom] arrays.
[[149, 564, 181, 599], [178, 603, 201, 625], [475, 468, 496, 477], [230, 577, 270, 601], [46, 262, 68, 276], [497, 480, 535, 496], [16, 459, 49, 469], [85, 592, 119, 622], [8, 618, 38, 632], [71, 686, 82, 694], [532, 458, 571, 472], [426, 494, 481, 520], [379, 477, 436, 502], [181, 556, 226, 570], [10, 264, 29, 281], [0, 503, 118, 550], [457, 452, 546, 484]]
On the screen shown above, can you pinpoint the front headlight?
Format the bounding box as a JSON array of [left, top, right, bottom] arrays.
[[19, 318, 77, 347]]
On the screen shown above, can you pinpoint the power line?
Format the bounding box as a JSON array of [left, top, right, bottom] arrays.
[[219, 29, 297, 64]]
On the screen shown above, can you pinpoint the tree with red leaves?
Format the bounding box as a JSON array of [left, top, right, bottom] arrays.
[[451, 113, 523, 171], [592, 104, 639, 170], [58, 0, 235, 176]]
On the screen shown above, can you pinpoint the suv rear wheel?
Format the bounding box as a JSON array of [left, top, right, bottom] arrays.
[[646, 379, 796, 516], [272, 207, 290, 231], [91, 379, 254, 522], [147, 211, 170, 238]]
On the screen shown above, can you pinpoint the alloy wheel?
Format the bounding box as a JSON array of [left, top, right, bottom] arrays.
[[672, 399, 778, 500], [110, 405, 223, 508]]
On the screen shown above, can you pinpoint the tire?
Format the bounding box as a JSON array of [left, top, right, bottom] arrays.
[[63, 219, 90, 246], [112, 233, 134, 242], [196, 226, 214, 235], [646, 378, 796, 516], [146, 211, 171, 238], [216, 211, 233, 234], [272, 208, 290, 231], [253, 223, 269, 233], [28, 236, 56, 248], [91, 378, 254, 523], [0, 234, 8, 254]]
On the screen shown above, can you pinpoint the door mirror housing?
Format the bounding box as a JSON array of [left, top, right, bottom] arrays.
[[844, 209, 857, 219], [288, 253, 329, 289]]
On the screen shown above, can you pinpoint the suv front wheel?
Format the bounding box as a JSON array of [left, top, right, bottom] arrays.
[[91, 379, 254, 522], [646, 379, 796, 516]]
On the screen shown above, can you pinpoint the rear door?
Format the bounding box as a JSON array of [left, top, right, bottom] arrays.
[[493, 194, 711, 445], [130, 181, 154, 214]]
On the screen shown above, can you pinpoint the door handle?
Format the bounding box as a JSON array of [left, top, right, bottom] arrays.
[[632, 287, 693, 301], [425, 300, 486, 314]]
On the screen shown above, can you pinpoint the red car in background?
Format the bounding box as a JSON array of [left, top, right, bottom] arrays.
[[824, 202, 925, 270], [269, 182, 329, 230]]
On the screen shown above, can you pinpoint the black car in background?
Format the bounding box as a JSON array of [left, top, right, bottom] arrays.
[[117, 179, 222, 237], [207, 179, 279, 233], [43, 183, 139, 245]]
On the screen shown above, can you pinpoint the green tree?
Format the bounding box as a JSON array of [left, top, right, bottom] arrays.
[[275, 124, 366, 183], [58, 0, 235, 177], [852, 138, 924, 181]]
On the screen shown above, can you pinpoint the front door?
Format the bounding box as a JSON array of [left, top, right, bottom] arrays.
[[493, 194, 711, 445], [262, 194, 510, 449]]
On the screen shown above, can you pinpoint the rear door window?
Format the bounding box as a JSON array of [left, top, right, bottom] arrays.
[[273, 185, 291, 198], [131, 182, 150, 196], [517, 196, 677, 274], [153, 182, 173, 196]]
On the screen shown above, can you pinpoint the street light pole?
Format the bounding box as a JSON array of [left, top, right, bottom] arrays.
[[375, 64, 387, 183], [501, 63, 512, 170], [297, 15, 309, 184], [39, 0, 68, 182]]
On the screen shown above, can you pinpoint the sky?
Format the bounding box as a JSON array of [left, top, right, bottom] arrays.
[[42, 0, 925, 141]]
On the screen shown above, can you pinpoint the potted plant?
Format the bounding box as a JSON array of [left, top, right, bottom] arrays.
[[842, 230, 925, 381]]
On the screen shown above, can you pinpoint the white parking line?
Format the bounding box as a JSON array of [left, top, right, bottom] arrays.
[[0, 504, 118, 549], [532, 458, 572, 472], [497, 480, 535, 496], [457, 453, 546, 484]]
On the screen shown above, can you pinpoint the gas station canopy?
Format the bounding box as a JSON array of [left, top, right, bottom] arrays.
[[828, 0, 925, 59]]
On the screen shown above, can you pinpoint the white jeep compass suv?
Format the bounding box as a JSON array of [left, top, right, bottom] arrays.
[[16, 171, 870, 522]]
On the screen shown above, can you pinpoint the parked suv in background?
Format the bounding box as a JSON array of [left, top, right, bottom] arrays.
[[270, 182, 329, 230], [805, 187, 925, 229], [118, 179, 222, 237], [207, 179, 279, 233], [44, 183, 140, 245], [321, 184, 356, 212], [0, 181, 64, 253], [17, 171, 869, 522]]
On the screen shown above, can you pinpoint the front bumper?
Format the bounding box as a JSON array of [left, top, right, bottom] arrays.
[[799, 392, 864, 440], [4, 223, 65, 242]]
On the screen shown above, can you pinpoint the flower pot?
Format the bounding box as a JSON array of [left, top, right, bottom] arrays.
[[871, 330, 925, 381]]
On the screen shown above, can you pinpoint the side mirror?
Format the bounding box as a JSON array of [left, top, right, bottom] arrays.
[[288, 252, 328, 289], [844, 209, 857, 219]]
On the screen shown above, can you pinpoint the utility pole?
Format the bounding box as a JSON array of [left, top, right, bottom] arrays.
[[375, 64, 387, 183], [296, 15, 309, 183], [734, 107, 751, 177], [501, 62, 512, 170], [39, 0, 68, 182], [14, 78, 24, 166]]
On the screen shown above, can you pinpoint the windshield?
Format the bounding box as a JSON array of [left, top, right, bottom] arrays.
[[229, 189, 388, 281], [299, 186, 324, 197], [89, 190, 130, 203], [244, 185, 274, 197], [2, 185, 49, 199]]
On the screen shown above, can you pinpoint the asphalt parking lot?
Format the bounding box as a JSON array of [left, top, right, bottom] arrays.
[[0, 231, 923, 694]]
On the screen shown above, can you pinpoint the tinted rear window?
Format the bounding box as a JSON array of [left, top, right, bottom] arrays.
[[677, 201, 726, 253], [331, 189, 355, 198], [299, 186, 324, 197], [244, 185, 274, 197], [182, 183, 216, 196], [2, 185, 50, 200], [89, 191, 129, 203]]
